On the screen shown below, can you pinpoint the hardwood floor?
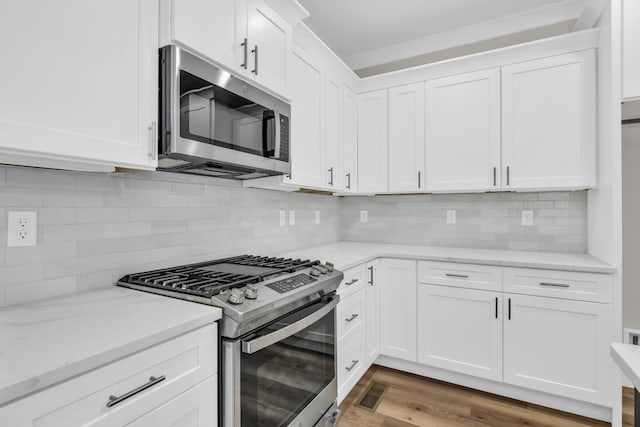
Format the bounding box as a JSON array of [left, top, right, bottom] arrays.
[[338, 365, 617, 427]]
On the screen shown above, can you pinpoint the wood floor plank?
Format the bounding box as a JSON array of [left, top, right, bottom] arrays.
[[339, 365, 619, 427]]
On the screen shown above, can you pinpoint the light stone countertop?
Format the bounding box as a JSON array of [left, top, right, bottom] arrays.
[[611, 343, 640, 390], [0, 287, 221, 406], [281, 242, 616, 274]]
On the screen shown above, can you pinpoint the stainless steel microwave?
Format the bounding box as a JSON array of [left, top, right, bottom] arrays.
[[158, 45, 291, 179]]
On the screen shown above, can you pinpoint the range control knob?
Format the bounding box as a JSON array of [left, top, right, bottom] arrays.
[[228, 288, 245, 305], [244, 285, 258, 300], [317, 265, 328, 274], [325, 262, 334, 273], [310, 267, 322, 277]]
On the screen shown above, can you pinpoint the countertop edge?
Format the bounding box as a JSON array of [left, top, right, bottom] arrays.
[[611, 343, 640, 390], [0, 310, 221, 407]]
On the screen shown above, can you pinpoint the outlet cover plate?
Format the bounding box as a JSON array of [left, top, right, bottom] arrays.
[[446, 210, 456, 224], [360, 210, 368, 223], [522, 210, 534, 226], [8, 211, 37, 247]]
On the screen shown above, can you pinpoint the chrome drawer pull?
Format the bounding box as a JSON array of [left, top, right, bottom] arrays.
[[446, 273, 469, 279], [539, 282, 570, 288], [106, 375, 166, 408], [345, 278, 359, 286], [345, 313, 359, 322], [345, 360, 359, 372]]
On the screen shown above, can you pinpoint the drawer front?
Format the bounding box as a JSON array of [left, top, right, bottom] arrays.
[[503, 268, 613, 303], [418, 261, 502, 292], [337, 264, 366, 297], [337, 331, 366, 404], [0, 323, 218, 427], [337, 289, 365, 341]]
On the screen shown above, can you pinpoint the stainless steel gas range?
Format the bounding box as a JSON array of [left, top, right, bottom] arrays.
[[118, 255, 343, 427]]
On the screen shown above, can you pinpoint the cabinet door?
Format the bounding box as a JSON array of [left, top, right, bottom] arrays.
[[246, 0, 291, 96], [388, 82, 425, 192], [503, 294, 613, 406], [169, 0, 243, 71], [286, 48, 325, 187], [126, 377, 217, 427], [0, 0, 158, 171], [325, 73, 343, 190], [425, 69, 501, 192], [417, 285, 502, 381], [501, 50, 596, 190], [379, 259, 417, 361], [365, 260, 380, 365], [343, 86, 358, 192], [357, 90, 389, 193], [623, 0, 640, 100]]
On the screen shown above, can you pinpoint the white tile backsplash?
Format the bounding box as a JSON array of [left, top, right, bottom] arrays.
[[0, 164, 587, 306]]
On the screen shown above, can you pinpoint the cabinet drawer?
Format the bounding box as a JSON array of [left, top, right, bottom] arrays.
[[337, 331, 366, 404], [418, 261, 502, 292], [0, 323, 218, 427], [503, 268, 612, 303], [337, 264, 366, 297], [337, 289, 365, 341]]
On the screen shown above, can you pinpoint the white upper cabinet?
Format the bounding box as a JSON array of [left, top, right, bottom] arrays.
[[0, 0, 159, 172], [357, 90, 389, 193], [287, 48, 325, 188], [623, 0, 640, 100], [162, 0, 291, 97], [342, 86, 358, 192], [425, 69, 501, 192], [245, 0, 291, 96], [501, 50, 596, 191], [325, 73, 343, 190], [388, 82, 426, 193], [168, 0, 243, 71]]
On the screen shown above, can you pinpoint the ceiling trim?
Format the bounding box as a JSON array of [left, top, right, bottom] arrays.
[[344, 0, 585, 71]]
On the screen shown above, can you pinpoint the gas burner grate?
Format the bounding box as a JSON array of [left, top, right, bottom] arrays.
[[118, 255, 319, 298]]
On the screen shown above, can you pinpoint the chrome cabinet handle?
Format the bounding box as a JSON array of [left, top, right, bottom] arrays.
[[418, 171, 421, 189], [446, 273, 469, 279], [328, 167, 334, 186], [493, 167, 497, 186], [539, 282, 570, 288], [345, 360, 359, 372], [107, 375, 166, 408], [147, 121, 157, 160], [345, 278, 359, 286], [368, 266, 374, 286], [345, 313, 359, 322], [241, 38, 248, 69], [346, 173, 351, 189], [251, 45, 258, 75]]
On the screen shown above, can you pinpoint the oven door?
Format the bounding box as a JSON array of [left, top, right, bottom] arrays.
[[223, 294, 339, 427]]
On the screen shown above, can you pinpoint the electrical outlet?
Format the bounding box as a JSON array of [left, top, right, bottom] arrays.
[[315, 210, 320, 225], [360, 210, 368, 223], [446, 210, 456, 224], [624, 328, 640, 346], [279, 210, 286, 227], [288, 210, 295, 226], [8, 211, 37, 247], [522, 210, 534, 226]]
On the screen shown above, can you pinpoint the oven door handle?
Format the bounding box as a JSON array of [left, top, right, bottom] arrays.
[[241, 296, 339, 354]]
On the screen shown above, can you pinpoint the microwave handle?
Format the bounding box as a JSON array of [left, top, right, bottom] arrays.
[[241, 295, 339, 354], [261, 110, 276, 157], [274, 110, 281, 160]]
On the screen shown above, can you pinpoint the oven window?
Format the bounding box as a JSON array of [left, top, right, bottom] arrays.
[[241, 302, 335, 426], [179, 70, 275, 157]]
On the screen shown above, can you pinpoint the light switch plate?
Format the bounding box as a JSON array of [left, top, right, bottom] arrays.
[[279, 210, 286, 226], [288, 210, 295, 226], [315, 210, 320, 224], [7, 211, 37, 247]]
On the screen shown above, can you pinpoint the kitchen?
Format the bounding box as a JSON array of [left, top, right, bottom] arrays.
[[0, 0, 637, 426]]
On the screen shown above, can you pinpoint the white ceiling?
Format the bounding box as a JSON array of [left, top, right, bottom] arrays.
[[299, 0, 588, 71]]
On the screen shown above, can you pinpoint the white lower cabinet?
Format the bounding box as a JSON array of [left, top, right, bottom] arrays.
[[365, 260, 380, 365], [503, 293, 613, 406], [337, 328, 367, 404], [0, 324, 218, 427], [379, 259, 417, 361], [417, 284, 502, 382], [127, 376, 217, 427]]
